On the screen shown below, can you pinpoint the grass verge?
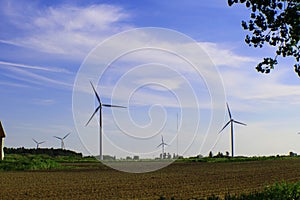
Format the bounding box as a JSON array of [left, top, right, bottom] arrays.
[[0, 154, 64, 171]]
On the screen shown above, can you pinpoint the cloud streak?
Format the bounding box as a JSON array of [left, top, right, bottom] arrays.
[[0, 60, 71, 73], [4, 67, 73, 89], [1, 3, 132, 56]]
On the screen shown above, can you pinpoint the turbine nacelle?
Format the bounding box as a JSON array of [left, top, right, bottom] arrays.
[[219, 103, 247, 133], [85, 81, 126, 127]]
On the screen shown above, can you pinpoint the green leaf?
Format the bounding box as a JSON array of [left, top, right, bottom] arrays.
[[246, 1, 250, 8], [228, 0, 234, 6]]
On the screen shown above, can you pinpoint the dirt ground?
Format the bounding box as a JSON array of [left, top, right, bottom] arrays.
[[1, 159, 300, 199]]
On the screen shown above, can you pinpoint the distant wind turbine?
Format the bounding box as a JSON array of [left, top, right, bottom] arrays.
[[32, 139, 45, 149], [157, 135, 168, 159], [54, 133, 71, 149], [86, 81, 126, 160], [176, 113, 179, 157], [219, 103, 247, 157]]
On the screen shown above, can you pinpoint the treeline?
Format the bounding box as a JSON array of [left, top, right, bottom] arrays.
[[4, 147, 82, 157]]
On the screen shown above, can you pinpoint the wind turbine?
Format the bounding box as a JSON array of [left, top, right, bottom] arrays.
[[219, 103, 246, 157], [54, 133, 71, 149], [32, 139, 45, 149], [86, 81, 126, 160], [176, 113, 179, 157], [157, 135, 168, 159]]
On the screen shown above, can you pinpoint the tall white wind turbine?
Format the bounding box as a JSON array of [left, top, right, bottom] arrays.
[[219, 103, 246, 157], [86, 81, 126, 160]]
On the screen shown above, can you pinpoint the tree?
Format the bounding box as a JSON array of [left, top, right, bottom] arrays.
[[226, 151, 230, 157], [228, 0, 299, 76], [209, 151, 213, 158]]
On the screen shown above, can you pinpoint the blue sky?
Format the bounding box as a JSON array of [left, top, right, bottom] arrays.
[[0, 0, 300, 158]]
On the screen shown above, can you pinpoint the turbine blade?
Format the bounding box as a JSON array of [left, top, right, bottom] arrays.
[[233, 120, 247, 126], [102, 104, 126, 108], [86, 106, 100, 126], [226, 103, 232, 119], [63, 132, 71, 139], [53, 136, 62, 140], [39, 141, 45, 144], [32, 139, 38, 144], [90, 81, 101, 104], [157, 143, 162, 148], [219, 121, 231, 133]]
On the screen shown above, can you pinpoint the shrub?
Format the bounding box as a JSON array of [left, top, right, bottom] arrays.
[[208, 181, 300, 200], [0, 154, 61, 171]]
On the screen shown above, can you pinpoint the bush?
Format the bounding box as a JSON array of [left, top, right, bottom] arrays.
[[0, 154, 61, 171], [4, 147, 82, 157], [208, 181, 300, 200]]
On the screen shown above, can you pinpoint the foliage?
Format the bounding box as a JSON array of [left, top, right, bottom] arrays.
[[157, 182, 300, 199], [178, 154, 299, 163], [4, 147, 83, 157], [0, 154, 61, 171], [54, 155, 98, 163], [212, 181, 300, 200], [228, 0, 300, 76], [0, 153, 98, 171]]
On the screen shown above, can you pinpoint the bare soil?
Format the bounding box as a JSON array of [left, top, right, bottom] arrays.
[[1, 159, 300, 199]]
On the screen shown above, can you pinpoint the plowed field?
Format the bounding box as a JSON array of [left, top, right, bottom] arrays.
[[1, 159, 300, 199]]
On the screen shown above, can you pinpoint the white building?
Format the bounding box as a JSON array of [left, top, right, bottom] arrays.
[[0, 121, 6, 160]]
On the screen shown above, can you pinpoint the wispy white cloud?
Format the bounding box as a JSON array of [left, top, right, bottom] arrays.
[[32, 98, 56, 106], [198, 42, 257, 67], [73, 32, 256, 111], [4, 67, 72, 89], [221, 68, 300, 106], [0, 60, 71, 73], [135, 78, 185, 91], [1, 3, 132, 56], [0, 80, 31, 88], [0, 39, 27, 47]]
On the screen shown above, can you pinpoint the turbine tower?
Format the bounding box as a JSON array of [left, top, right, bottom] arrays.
[[32, 139, 45, 149], [176, 113, 179, 157], [54, 132, 71, 149], [219, 103, 246, 157], [157, 135, 168, 159], [86, 81, 126, 160]]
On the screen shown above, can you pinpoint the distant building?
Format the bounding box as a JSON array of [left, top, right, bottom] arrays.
[[0, 121, 6, 160]]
